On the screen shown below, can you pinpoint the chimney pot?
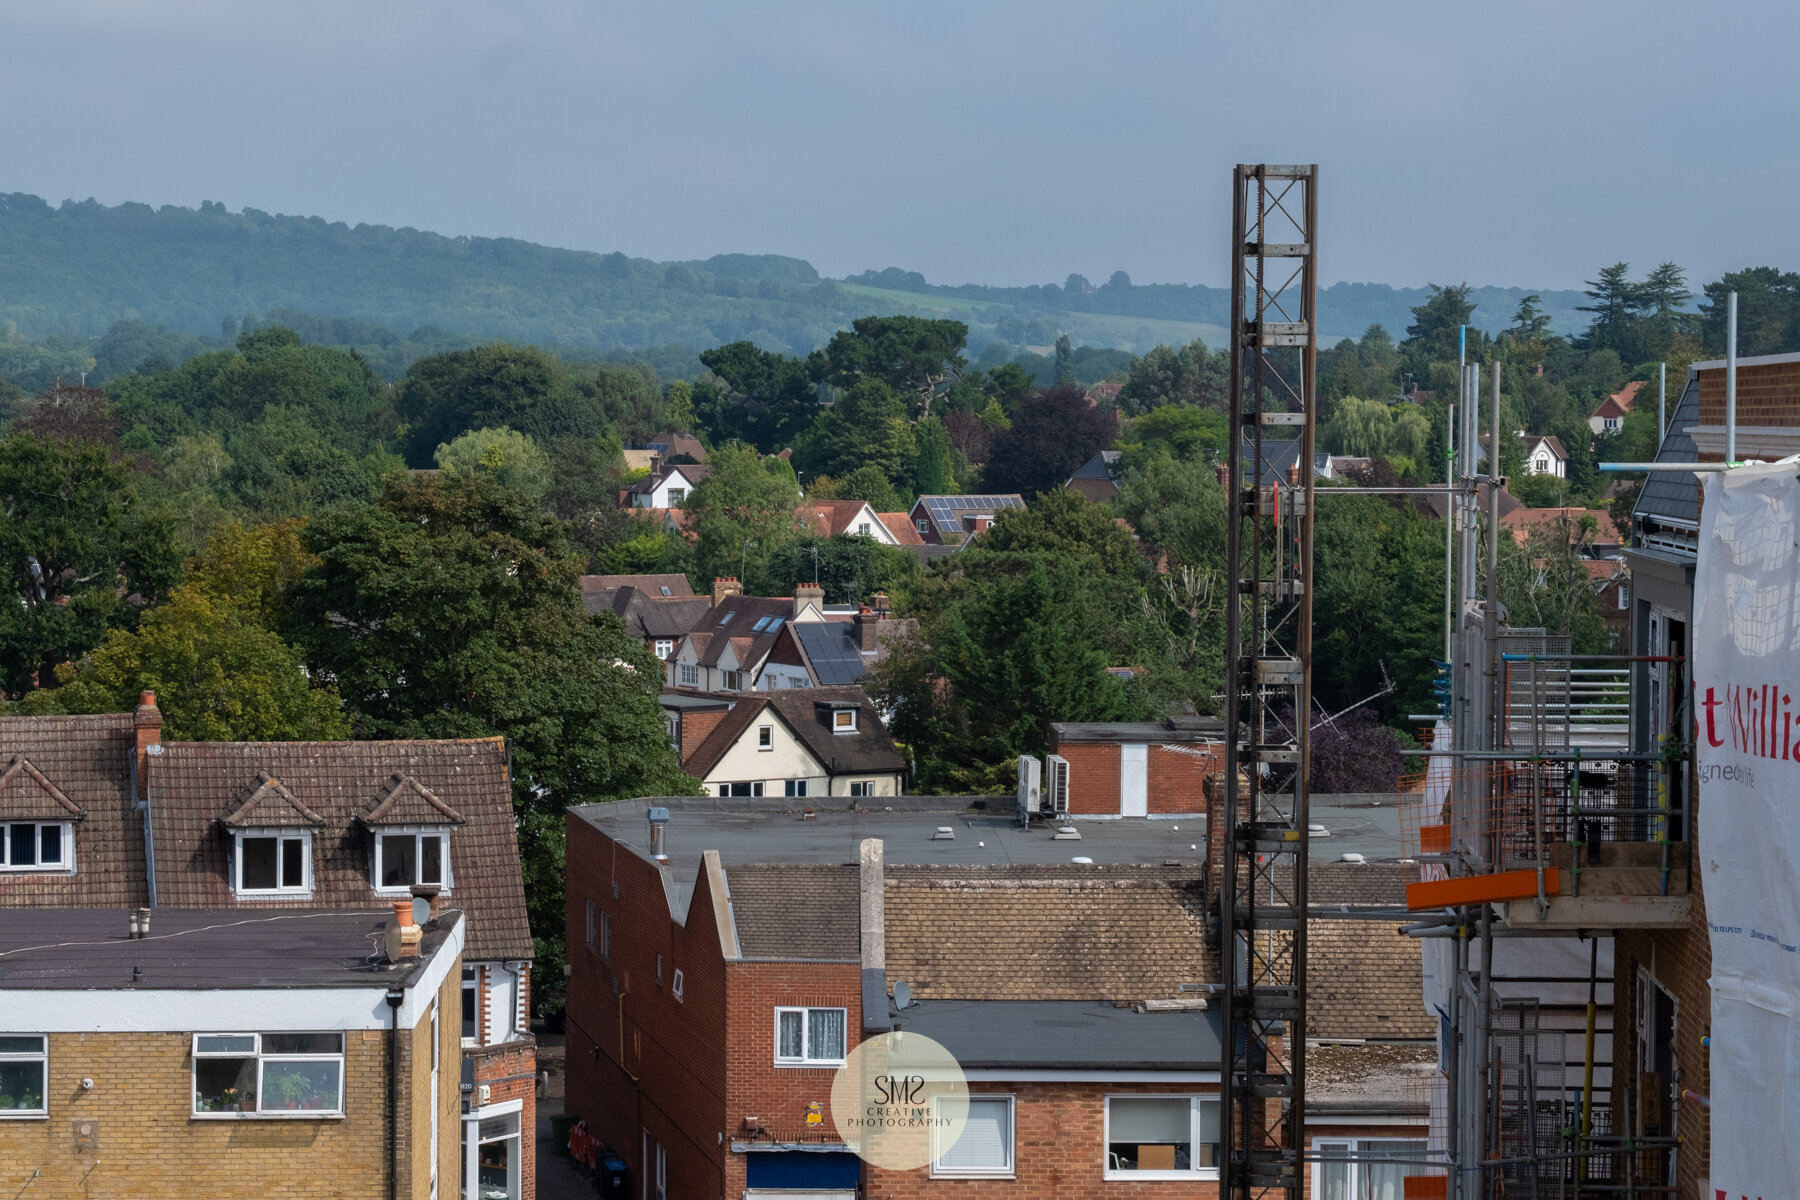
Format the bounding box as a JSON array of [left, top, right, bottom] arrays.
[[794, 582, 825, 619], [711, 576, 742, 605]]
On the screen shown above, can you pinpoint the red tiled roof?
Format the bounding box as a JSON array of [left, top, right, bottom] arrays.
[[876, 513, 924, 546], [798, 500, 873, 538], [0, 712, 146, 908]]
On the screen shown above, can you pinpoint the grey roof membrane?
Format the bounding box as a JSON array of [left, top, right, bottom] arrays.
[[0, 908, 456, 990], [793, 621, 868, 686], [890, 1000, 1222, 1070], [1633, 376, 1701, 529]]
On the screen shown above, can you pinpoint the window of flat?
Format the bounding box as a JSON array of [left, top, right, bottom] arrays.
[[373, 828, 449, 892], [654, 639, 674, 659], [1312, 1137, 1427, 1199], [192, 1033, 344, 1117], [679, 663, 698, 687], [784, 780, 807, 798], [462, 966, 479, 1043], [667, 487, 686, 504], [718, 782, 763, 797], [600, 910, 612, 960], [2, 822, 71, 871], [757, 725, 773, 750], [832, 709, 857, 732], [931, 1094, 1013, 1177], [234, 830, 310, 895], [477, 1109, 522, 1199], [857, 522, 871, 536], [0, 1035, 47, 1117], [1103, 1095, 1219, 1179], [849, 781, 874, 797], [774, 1007, 846, 1066], [916, 518, 930, 533], [722, 670, 742, 692]]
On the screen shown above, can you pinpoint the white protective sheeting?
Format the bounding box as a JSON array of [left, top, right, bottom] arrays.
[[1695, 458, 1800, 1200]]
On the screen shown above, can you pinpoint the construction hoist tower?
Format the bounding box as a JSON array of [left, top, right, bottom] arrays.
[[1218, 164, 1318, 1200]]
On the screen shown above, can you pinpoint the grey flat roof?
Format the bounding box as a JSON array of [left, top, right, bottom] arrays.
[[572, 795, 1209, 912], [0, 908, 454, 990], [890, 1000, 1221, 1070], [659, 692, 732, 711], [1052, 719, 1226, 743]]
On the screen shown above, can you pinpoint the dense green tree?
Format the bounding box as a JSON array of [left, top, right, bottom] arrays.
[[828, 464, 908, 513], [981, 488, 1141, 578], [434, 427, 553, 500], [682, 442, 802, 589], [1700, 267, 1800, 356], [812, 316, 968, 419], [763, 534, 921, 606], [982, 384, 1118, 498], [1053, 334, 1075, 386], [1116, 404, 1227, 470], [696, 341, 818, 451], [394, 344, 578, 464], [912, 416, 954, 495], [794, 376, 916, 484], [0, 433, 180, 693], [1116, 339, 1229, 415]]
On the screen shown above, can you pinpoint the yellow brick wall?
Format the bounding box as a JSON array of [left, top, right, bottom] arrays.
[[0, 967, 463, 1200]]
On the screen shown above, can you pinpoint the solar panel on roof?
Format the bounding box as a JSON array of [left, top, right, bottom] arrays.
[[795, 622, 866, 686]]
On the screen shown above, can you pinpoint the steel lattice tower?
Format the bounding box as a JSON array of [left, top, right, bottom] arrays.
[[1218, 164, 1318, 1200]]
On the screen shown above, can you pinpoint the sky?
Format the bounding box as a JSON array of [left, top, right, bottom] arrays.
[[1, 0, 1793, 292]]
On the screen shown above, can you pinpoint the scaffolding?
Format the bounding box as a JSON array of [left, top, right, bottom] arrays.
[[1218, 163, 1317, 1200]]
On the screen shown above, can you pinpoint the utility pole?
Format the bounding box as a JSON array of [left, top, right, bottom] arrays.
[[1219, 163, 1316, 1200]]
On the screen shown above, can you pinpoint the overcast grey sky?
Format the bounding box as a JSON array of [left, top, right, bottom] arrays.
[[1, 1, 1790, 291]]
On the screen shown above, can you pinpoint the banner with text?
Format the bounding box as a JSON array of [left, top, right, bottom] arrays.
[[1696, 459, 1800, 1200]]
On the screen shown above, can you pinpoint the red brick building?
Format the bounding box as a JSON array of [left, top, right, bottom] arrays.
[[0, 697, 537, 1200], [1046, 717, 1226, 817]]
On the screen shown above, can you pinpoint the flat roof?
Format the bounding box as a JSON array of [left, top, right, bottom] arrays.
[[0, 908, 455, 990], [892, 1000, 1221, 1070], [571, 796, 1210, 912], [1051, 718, 1227, 743]]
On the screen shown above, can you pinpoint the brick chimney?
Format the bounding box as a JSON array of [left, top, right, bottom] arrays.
[[870, 591, 890, 616], [794, 583, 825, 619], [853, 608, 878, 652], [134, 691, 162, 805], [712, 576, 741, 605], [388, 899, 422, 960]]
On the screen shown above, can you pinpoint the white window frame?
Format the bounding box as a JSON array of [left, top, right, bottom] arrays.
[[1310, 1136, 1430, 1198], [371, 826, 452, 894], [857, 522, 871, 536], [232, 829, 313, 896], [671, 969, 685, 1002], [931, 1093, 1014, 1178], [773, 1007, 848, 1067], [679, 662, 699, 687], [667, 486, 686, 505], [721, 669, 743, 692], [0, 821, 74, 872], [462, 966, 480, 1045], [465, 1099, 524, 1200], [832, 709, 858, 732], [784, 779, 808, 798], [654, 638, 674, 660], [757, 724, 774, 750], [0, 1034, 48, 1119], [717, 781, 764, 797], [1102, 1093, 1219, 1180], [916, 517, 930, 534], [849, 781, 874, 797], [191, 1032, 346, 1119]]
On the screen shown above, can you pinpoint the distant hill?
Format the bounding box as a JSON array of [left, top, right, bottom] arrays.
[[0, 193, 1589, 360]]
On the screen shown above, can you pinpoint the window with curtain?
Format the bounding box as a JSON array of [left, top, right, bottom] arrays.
[[932, 1094, 1014, 1176], [1104, 1095, 1219, 1178], [774, 1007, 846, 1064], [1313, 1138, 1429, 1200]]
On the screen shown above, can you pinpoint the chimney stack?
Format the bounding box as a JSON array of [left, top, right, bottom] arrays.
[[386, 899, 422, 961], [712, 576, 741, 605], [411, 883, 443, 923], [853, 609, 876, 652], [794, 582, 825, 619], [871, 591, 890, 616], [134, 691, 162, 805]]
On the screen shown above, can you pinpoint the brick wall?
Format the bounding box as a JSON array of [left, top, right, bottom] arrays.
[[1148, 744, 1217, 815], [0, 1007, 455, 1200], [1697, 359, 1800, 428], [1055, 743, 1120, 814], [863, 1082, 1224, 1199], [565, 812, 732, 1200], [468, 1039, 538, 1199]]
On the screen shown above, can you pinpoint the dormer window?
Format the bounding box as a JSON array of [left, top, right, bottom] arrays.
[[375, 828, 450, 892], [233, 830, 311, 895], [2, 822, 72, 871], [668, 487, 687, 504], [833, 709, 857, 732]]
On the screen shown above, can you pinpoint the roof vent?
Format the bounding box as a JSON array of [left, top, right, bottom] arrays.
[[1070, 856, 1094, 864], [1340, 852, 1366, 864], [648, 806, 671, 860], [932, 826, 955, 840], [1052, 824, 1081, 841], [1309, 823, 1329, 837]]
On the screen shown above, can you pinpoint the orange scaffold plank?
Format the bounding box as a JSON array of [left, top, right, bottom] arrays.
[[1405, 868, 1560, 911]]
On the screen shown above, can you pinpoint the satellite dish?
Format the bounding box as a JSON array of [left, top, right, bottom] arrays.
[[893, 980, 911, 1010]]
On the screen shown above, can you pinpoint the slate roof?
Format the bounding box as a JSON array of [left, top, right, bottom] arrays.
[[0, 907, 458, 991], [582, 574, 694, 599], [894, 1001, 1221, 1070], [0, 712, 146, 908], [1633, 374, 1701, 532], [583, 580, 712, 641], [684, 596, 797, 669], [912, 494, 1026, 534], [683, 686, 904, 780], [884, 865, 1211, 1001], [725, 863, 859, 960], [150, 739, 530, 961], [1241, 433, 1305, 488], [1307, 917, 1433, 1039]]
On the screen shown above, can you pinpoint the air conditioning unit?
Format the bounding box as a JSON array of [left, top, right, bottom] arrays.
[[1016, 756, 1042, 824], [1045, 755, 1070, 814]]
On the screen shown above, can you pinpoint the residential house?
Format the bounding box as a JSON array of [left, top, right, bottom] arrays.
[[667, 583, 830, 694], [1240, 433, 1306, 487], [632, 432, 709, 464], [1044, 717, 1228, 817], [1522, 434, 1568, 477], [1416, 481, 1524, 524], [1588, 380, 1643, 435], [1064, 449, 1121, 502], [875, 512, 925, 547], [0, 698, 539, 1200], [755, 595, 909, 692], [0, 904, 464, 1199], [1314, 454, 1372, 481], [626, 462, 711, 509], [562, 796, 1434, 1199], [665, 684, 904, 798], [580, 573, 712, 663], [908, 494, 1026, 545], [797, 499, 902, 545]]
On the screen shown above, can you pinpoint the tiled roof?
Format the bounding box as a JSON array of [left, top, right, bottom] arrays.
[[0, 712, 145, 908], [726, 863, 859, 960], [683, 685, 903, 780], [583, 583, 710, 641], [1307, 918, 1433, 1039], [1502, 506, 1613, 546], [221, 773, 326, 829], [1525, 434, 1569, 459], [876, 513, 924, 546], [685, 596, 796, 669], [581, 574, 694, 599], [0, 755, 87, 820], [798, 500, 875, 538], [627, 463, 711, 495], [884, 865, 1212, 1001], [150, 739, 530, 961]]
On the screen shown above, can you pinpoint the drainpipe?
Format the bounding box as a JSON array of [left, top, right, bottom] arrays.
[[1726, 291, 1737, 464], [386, 987, 405, 1200]]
